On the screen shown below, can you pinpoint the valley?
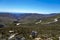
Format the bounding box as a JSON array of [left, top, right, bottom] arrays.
[[0, 13, 60, 40]]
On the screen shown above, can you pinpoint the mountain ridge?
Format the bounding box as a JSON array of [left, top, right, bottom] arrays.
[[0, 12, 60, 24]]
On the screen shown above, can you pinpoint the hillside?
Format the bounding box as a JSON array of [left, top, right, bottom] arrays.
[[0, 12, 60, 40]]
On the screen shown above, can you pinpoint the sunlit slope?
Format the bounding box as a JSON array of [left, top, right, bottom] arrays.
[[35, 13, 60, 24]]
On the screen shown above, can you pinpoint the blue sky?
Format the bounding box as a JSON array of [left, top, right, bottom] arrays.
[[0, 0, 60, 14]]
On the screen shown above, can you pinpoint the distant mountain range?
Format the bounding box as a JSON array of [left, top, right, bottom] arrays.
[[0, 12, 60, 24]]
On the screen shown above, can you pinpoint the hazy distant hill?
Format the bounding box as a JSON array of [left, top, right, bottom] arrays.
[[0, 12, 60, 24]]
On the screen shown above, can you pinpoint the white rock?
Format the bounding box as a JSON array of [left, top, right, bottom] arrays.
[[9, 30, 14, 33], [35, 20, 42, 24], [54, 18, 58, 22], [46, 38, 53, 40], [34, 37, 42, 40], [59, 36, 60, 40], [29, 35, 32, 38], [16, 23, 21, 25], [8, 33, 18, 39]]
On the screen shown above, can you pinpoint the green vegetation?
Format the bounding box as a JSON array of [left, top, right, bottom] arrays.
[[0, 13, 60, 40]]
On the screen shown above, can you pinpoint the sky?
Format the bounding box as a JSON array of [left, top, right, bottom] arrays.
[[0, 0, 60, 14]]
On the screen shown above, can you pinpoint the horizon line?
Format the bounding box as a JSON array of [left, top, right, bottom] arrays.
[[0, 11, 60, 14]]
